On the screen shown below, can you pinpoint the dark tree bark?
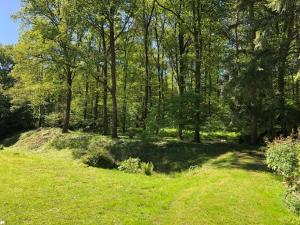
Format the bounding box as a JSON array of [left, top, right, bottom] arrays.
[[101, 22, 109, 135], [277, 20, 294, 129], [122, 50, 128, 133], [249, 0, 258, 145], [250, 113, 258, 145], [93, 66, 101, 131], [177, 21, 186, 141], [109, 6, 118, 138], [192, 0, 202, 143], [62, 68, 73, 133], [83, 76, 89, 121], [141, 0, 155, 128]]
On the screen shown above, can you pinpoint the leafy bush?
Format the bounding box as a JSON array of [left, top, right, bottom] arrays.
[[82, 148, 116, 169], [285, 190, 300, 214], [118, 157, 154, 176], [118, 157, 141, 173], [72, 148, 87, 159], [266, 138, 299, 181], [266, 137, 300, 213], [0, 144, 4, 150], [141, 162, 154, 176]]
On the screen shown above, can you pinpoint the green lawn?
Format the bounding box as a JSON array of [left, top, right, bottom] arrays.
[[0, 143, 299, 225]]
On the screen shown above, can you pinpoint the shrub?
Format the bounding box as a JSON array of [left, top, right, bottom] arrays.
[[72, 148, 87, 159], [127, 128, 144, 139], [118, 157, 154, 176], [266, 138, 299, 181], [127, 128, 136, 139], [141, 162, 154, 176], [82, 148, 116, 169], [285, 190, 300, 214], [118, 157, 141, 173], [0, 144, 4, 150], [266, 137, 300, 213]]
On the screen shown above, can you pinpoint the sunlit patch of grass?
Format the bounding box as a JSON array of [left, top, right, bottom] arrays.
[[0, 147, 299, 225], [159, 128, 240, 142]]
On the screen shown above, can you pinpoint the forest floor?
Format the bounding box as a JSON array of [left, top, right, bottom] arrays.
[[0, 129, 299, 225]]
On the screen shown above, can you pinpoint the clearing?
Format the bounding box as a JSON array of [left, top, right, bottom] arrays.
[[0, 129, 299, 225]]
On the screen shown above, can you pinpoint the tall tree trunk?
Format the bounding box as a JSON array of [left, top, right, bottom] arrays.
[[249, 0, 258, 145], [297, 80, 300, 107], [109, 7, 118, 138], [177, 20, 186, 140], [93, 66, 100, 131], [101, 22, 109, 135], [234, 0, 240, 78], [250, 113, 258, 145], [154, 20, 163, 135], [208, 71, 212, 116], [62, 68, 73, 133], [122, 50, 128, 133], [83, 77, 89, 121], [192, 0, 202, 143], [38, 105, 43, 127], [142, 26, 150, 127]]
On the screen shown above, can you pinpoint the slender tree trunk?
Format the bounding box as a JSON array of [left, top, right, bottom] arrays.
[[93, 66, 100, 131], [142, 26, 150, 127], [122, 50, 128, 133], [235, 0, 240, 78], [83, 77, 89, 121], [101, 22, 109, 135], [208, 71, 212, 116], [109, 8, 118, 138], [177, 20, 186, 140], [297, 80, 300, 107], [38, 105, 43, 127], [62, 68, 73, 133], [278, 60, 286, 126], [192, 0, 202, 143], [249, 0, 258, 145], [154, 21, 162, 135], [277, 3, 295, 131], [250, 113, 258, 145]]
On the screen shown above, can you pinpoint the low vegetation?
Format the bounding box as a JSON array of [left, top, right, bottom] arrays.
[[266, 137, 300, 213], [0, 128, 299, 224]]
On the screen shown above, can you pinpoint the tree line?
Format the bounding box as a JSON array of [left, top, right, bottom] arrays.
[[1, 0, 299, 145]]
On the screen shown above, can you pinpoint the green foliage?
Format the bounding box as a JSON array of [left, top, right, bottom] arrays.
[[44, 113, 63, 128], [266, 138, 300, 213], [285, 190, 300, 214], [266, 138, 299, 179], [141, 161, 154, 176], [118, 157, 141, 174], [127, 127, 141, 139], [82, 148, 116, 169], [118, 157, 154, 176], [0, 45, 35, 138]]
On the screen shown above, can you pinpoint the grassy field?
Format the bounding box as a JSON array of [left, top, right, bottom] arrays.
[[0, 129, 299, 225]]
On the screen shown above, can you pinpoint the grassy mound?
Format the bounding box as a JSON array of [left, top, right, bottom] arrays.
[[1, 128, 249, 173], [1, 128, 62, 150]]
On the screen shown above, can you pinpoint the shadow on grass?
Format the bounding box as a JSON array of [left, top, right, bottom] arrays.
[[110, 140, 266, 174], [0, 133, 22, 147], [209, 150, 268, 172]]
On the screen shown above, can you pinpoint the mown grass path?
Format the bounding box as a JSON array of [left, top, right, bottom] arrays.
[[0, 148, 299, 225]]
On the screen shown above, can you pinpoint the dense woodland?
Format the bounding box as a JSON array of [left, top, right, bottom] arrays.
[[0, 0, 299, 145]]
